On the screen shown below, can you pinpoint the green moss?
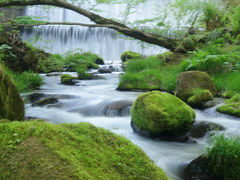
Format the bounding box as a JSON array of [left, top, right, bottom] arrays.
[[175, 71, 217, 102], [0, 64, 25, 121], [77, 68, 94, 80], [120, 51, 142, 62], [131, 91, 195, 136], [38, 54, 65, 73], [64, 52, 104, 72], [217, 94, 240, 117], [0, 121, 169, 180], [187, 89, 213, 107], [60, 74, 77, 85]]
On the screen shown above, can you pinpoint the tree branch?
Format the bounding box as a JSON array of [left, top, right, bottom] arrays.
[[0, 0, 178, 50]]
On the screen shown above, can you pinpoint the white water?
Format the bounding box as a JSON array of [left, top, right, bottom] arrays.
[[24, 64, 240, 180], [20, 0, 171, 61]]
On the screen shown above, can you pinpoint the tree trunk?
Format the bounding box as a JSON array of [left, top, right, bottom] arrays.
[[0, 0, 178, 51]]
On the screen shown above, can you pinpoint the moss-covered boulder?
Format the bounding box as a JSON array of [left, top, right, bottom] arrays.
[[187, 90, 214, 108], [0, 65, 25, 120], [217, 94, 240, 117], [131, 91, 195, 138], [60, 74, 77, 85], [175, 71, 217, 102], [77, 67, 93, 80], [120, 51, 143, 62], [0, 121, 169, 180]]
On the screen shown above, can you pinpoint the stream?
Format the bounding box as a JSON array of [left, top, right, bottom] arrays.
[[24, 63, 240, 180], [18, 1, 240, 179]]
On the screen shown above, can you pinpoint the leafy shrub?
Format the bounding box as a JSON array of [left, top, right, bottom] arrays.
[[207, 135, 240, 180]]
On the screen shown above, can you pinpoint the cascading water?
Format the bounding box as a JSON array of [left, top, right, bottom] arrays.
[[20, 0, 171, 61]]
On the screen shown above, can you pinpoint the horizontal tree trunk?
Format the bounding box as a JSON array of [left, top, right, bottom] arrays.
[[0, 0, 178, 50]]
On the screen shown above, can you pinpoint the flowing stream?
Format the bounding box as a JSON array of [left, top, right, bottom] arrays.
[[20, 1, 240, 179]]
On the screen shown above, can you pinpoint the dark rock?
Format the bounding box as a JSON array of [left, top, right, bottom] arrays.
[[188, 121, 225, 138], [32, 97, 58, 107], [28, 93, 46, 103], [184, 155, 216, 180], [98, 66, 112, 73]]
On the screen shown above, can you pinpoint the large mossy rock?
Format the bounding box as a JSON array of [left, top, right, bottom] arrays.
[[0, 121, 169, 180], [0, 65, 25, 120], [131, 91, 195, 138], [217, 94, 240, 117], [175, 71, 217, 102]]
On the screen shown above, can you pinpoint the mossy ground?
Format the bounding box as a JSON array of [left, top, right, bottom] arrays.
[[131, 91, 195, 136], [0, 121, 169, 180], [217, 94, 240, 117]]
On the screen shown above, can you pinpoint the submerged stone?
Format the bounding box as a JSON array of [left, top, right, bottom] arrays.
[[32, 97, 58, 107]]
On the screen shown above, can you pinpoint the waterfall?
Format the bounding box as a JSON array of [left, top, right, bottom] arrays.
[[20, 0, 170, 61]]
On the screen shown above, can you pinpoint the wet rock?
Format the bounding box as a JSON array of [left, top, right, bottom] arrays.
[[93, 75, 107, 80], [184, 155, 215, 180], [28, 93, 46, 103], [32, 97, 58, 107], [175, 71, 217, 102], [188, 121, 225, 138], [107, 100, 132, 110], [46, 73, 61, 77], [98, 66, 112, 73], [61, 74, 78, 85], [131, 91, 195, 139]]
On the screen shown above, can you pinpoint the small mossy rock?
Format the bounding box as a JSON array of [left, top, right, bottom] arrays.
[[60, 74, 77, 85], [175, 71, 217, 102], [120, 51, 142, 62], [95, 57, 104, 65], [182, 37, 196, 51], [0, 65, 25, 121], [184, 155, 215, 180], [187, 90, 214, 108], [32, 97, 58, 107], [77, 71, 94, 80], [217, 94, 240, 117], [188, 121, 225, 138], [131, 91, 195, 137]]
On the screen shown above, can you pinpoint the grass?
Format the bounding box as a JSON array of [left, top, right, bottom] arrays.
[[118, 56, 185, 92], [38, 54, 65, 73], [3, 65, 43, 93], [207, 135, 240, 180], [0, 120, 169, 180]]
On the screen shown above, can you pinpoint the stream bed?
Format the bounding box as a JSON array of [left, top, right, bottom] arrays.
[[23, 63, 240, 180]]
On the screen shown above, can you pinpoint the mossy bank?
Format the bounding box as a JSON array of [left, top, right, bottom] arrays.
[[0, 121, 169, 180]]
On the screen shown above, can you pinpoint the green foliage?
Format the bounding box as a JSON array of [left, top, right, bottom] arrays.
[[4, 66, 43, 93], [38, 54, 65, 73], [118, 56, 184, 92], [207, 135, 240, 180], [64, 52, 103, 72], [13, 16, 47, 25], [0, 121, 169, 180]]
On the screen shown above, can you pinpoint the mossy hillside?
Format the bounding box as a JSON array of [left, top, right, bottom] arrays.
[[120, 51, 143, 62], [0, 64, 25, 120], [187, 89, 213, 108], [131, 91, 195, 136], [0, 121, 169, 180], [217, 94, 240, 117]]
